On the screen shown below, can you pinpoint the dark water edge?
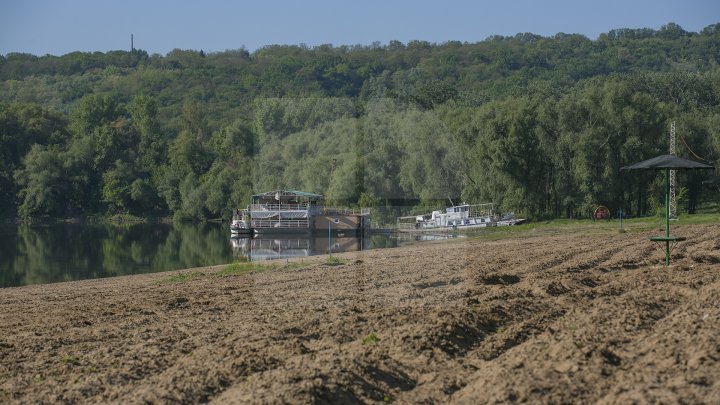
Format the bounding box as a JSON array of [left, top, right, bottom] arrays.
[[0, 222, 421, 288]]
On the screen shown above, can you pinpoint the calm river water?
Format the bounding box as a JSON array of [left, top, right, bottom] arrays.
[[0, 222, 454, 288]]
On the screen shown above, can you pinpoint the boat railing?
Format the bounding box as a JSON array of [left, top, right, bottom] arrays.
[[251, 219, 311, 229], [249, 203, 310, 212], [246, 204, 369, 216], [467, 203, 494, 218], [397, 216, 418, 229], [323, 207, 371, 216]]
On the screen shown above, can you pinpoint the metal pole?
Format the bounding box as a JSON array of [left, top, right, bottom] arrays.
[[670, 121, 676, 219], [328, 220, 331, 256]]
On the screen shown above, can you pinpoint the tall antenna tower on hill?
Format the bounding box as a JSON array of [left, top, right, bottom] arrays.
[[669, 121, 677, 219]]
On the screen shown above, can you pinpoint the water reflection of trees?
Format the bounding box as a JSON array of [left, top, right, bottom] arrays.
[[1, 222, 233, 287], [0, 226, 20, 287], [1, 223, 405, 288], [14, 224, 108, 286], [150, 222, 232, 272], [368, 235, 399, 249]]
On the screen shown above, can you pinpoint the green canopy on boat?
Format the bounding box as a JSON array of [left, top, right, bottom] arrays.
[[251, 190, 324, 203]]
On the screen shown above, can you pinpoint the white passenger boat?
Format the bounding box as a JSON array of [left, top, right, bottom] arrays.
[[230, 209, 252, 236], [397, 203, 525, 231], [398, 203, 495, 231]]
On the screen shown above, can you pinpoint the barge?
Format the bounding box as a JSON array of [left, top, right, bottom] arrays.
[[397, 203, 524, 232], [231, 190, 370, 236]]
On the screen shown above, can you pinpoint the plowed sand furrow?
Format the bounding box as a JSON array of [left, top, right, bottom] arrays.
[[670, 229, 720, 265], [2, 224, 719, 404]]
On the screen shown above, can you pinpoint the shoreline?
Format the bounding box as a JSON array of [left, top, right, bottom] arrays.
[[1, 224, 719, 403], [3, 214, 177, 226]]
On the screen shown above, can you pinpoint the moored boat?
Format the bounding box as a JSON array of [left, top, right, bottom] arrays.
[[230, 209, 252, 236], [231, 190, 370, 237], [248, 190, 323, 235], [398, 203, 495, 231]]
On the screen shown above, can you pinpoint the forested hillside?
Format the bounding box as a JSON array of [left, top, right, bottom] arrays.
[[1, 22, 719, 221]]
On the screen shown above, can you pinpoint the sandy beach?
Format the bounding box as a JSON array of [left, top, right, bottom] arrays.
[[1, 224, 719, 403]]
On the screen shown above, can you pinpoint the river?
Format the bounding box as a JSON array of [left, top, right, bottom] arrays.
[[0, 222, 456, 288]]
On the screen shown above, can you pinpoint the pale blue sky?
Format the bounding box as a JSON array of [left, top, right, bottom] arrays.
[[1, 0, 718, 56]]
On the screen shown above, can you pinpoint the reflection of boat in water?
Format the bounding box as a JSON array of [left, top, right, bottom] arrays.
[[397, 232, 464, 242], [231, 237, 311, 261], [230, 232, 469, 262], [397, 203, 525, 232], [231, 235, 366, 262]]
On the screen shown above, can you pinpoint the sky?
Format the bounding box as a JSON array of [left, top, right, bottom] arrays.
[[1, 0, 719, 56]]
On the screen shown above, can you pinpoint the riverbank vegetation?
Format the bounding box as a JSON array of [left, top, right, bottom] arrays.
[[2, 22, 719, 221]]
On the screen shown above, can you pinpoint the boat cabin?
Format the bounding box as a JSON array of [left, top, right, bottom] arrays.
[[249, 190, 323, 232]]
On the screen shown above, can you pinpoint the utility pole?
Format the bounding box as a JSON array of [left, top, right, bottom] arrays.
[[131, 34, 134, 55], [669, 121, 677, 219]]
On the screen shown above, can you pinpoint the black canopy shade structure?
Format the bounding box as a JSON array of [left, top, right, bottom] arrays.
[[621, 154, 715, 266], [621, 154, 715, 170]]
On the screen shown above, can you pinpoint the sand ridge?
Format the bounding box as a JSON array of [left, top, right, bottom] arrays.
[[1, 224, 719, 403]]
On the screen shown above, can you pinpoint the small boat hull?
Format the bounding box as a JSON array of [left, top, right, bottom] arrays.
[[231, 218, 253, 237]]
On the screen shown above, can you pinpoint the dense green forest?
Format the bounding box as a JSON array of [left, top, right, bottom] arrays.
[[1, 22, 719, 221]]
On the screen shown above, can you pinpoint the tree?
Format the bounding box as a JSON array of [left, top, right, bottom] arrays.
[[127, 95, 165, 168], [69, 95, 119, 138], [14, 145, 66, 217], [465, 97, 546, 217], [397, 109, 462, 203], [4, 26, 720, 220], [0, 103, 67, 215]]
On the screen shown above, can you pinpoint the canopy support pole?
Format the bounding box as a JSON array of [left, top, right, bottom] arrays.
[[665, 168, 670, 266]]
